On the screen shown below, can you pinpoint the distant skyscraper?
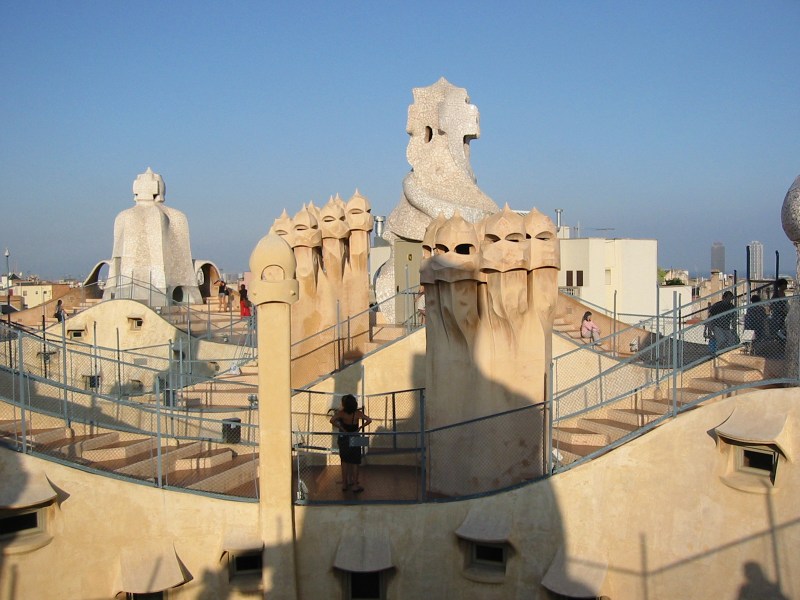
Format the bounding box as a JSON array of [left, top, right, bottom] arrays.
[[711, 242, 725, 273], [749, 241, 764, 280]]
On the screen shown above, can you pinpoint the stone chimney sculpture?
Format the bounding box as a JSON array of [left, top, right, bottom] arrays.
[[104, 168, 202, 306], [375, 78, 500, 317], [422, 205, 560, 495], [270, 192, 374, 381]]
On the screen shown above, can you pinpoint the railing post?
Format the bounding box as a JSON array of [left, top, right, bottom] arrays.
[[41, 314, 48, 379], [655, 285, 661, 382], [347, 315, 352, 355], [6, 312, 12, 368], [335, 300, 341, 370], [548, 361, 554, 474], [613, 290, 618, 357], [155, 377, 163, 488], [671, 291, 679, 417], [168, 339, 174, 403], [419, 388, 426, 502], [187, 304, 193, 378], [405, 265, 411, 328], [62, 318, 69, 425], [18, 331, 27, 453], [116, 328, 122, 401], [391, 391, 398, 452], [178, 337, 184, 393]]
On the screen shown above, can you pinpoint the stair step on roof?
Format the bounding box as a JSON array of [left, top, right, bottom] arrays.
[[551, 439, 607, 463], [82, 437, 157, 461], [722, 352, 767, 370], [578, 418, 638, 441], [552, 426, 609, 446], [106, 442, 201, 479], [173, 448, 234, 471], [689, 377, 730, 393], [173, 453, 260, 494], [713, 365, 764, 383], [607, 407, 663, 427]]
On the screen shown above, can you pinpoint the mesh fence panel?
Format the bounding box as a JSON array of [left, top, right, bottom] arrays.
[[0, 322, 260, 499], [1, 292, 796, 503], [289, 288, 422, 388], [551, 296, 799, 471], [292, 389, 424, 502], [426, 403, 548, 498]]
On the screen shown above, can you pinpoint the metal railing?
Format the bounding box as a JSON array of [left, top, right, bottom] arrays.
[[550, 295, 799, 472], [290, 388, 548, 504], [0, 293, 795, 505], [289, 286, 423, 387], [0, 324, 260, 500]]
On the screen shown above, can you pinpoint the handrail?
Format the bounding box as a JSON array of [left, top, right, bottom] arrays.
[[1, 292, 794, 504], [550, 295, 798, 473]]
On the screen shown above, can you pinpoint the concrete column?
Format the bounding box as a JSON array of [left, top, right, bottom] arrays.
[[249, 233, 299, 598]]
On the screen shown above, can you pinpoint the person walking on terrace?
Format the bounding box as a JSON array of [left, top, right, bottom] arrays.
[[708, 291, 738, 353], [330, 393, 372, 493], [54, 299, 66, 323], [580, 311, 601, 346], [239, 283, 251, 317], [215, 279, 229, 311]]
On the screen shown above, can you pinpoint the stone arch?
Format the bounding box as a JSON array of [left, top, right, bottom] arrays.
[[193, 260, 222, 301], [82, 260, 110, 300]]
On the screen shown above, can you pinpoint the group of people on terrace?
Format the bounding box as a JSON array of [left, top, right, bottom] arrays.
[[707, 279, 789, 354], [578, 279, 791, 357], [215, 279, 252, 317]]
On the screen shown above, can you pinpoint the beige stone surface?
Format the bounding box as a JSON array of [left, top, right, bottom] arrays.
[[270, 192, 373, 361], [376, 78, 500, 316], [781, 174, 800, 380], [104, 168, 202, 306], [250, 232, 299, 598], [2, 352, 799, 599], [421, 206, 560, 494]]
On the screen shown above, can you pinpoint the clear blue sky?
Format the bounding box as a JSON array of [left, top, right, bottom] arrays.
[[1, 1, 798, 280]]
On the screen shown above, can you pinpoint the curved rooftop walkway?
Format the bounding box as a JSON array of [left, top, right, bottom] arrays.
[[0, 294, 796, 504]]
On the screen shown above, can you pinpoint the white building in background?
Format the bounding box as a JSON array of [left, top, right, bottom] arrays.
[[749, 240, 764, 280], [558, 237, 658, 324]]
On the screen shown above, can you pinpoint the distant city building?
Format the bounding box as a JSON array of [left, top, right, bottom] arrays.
[[711, 242, 725, 273], [749, 241, 764, 280], [558, 236, 658, 325]]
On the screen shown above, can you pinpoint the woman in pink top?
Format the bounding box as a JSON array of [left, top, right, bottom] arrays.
[[580, 311, 601, 345]]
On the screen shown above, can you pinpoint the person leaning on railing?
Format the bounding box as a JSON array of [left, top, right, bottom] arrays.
[[329, 394, 372, 493]]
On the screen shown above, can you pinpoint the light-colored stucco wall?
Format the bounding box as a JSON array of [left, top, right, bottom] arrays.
[[2, 388, 798, 599], [560, 238, 658, 324], [604, 238, 658, 320]]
